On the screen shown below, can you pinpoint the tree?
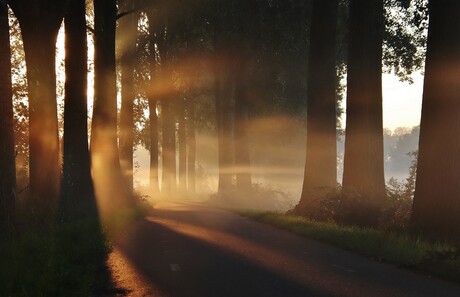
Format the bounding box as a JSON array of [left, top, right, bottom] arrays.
[[212, 1, 236, 195], [178, 97, 187, 193], [342, 0, 386, 225], [186, 95, 196, 194], [0, 0, 16, 233], [214, 58, 234, 195], [119, 0, 138, 192], [59, 0, 97, 222], [146, 10, 160, 193], [295, 0, 339, 215], [7, 0, 69, 222], [91, 0, 118, 165], [411, 0, 460, 238], [234, 58, 252, 191], [91, 0, 133, 213]]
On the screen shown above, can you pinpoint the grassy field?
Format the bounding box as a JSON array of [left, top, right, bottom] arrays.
[[239, 210, 460, 283]]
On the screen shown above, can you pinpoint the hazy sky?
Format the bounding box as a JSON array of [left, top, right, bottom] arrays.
[[339, 72, 424, 132], [382, 72, 423, 131]]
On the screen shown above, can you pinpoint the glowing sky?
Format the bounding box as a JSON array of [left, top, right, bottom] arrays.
[[340, 72, 424, 132], [382, 72, 423, 130]]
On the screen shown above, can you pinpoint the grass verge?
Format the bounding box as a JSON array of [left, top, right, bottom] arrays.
[[239, 210, 460, 283], [0, 220, 110, 297], [0, 194, 152, 297]]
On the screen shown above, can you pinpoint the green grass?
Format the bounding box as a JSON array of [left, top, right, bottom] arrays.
[[0, 220, 110, 297], [0, 194, 152, 297], [239, 210, 460, 283]]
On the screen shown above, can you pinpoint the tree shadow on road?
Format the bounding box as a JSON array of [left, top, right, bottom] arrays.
[[115, 218, 338, 297]]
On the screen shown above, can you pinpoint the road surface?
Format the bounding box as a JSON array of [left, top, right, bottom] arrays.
[[107, 201, 460, 297]]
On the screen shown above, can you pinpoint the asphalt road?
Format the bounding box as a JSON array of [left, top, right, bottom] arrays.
[[108, 201, 460, 297]]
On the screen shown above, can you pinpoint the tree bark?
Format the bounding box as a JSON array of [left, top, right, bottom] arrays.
[[186, 96, 196, 194], [234, 60, 252, 192], [161, 98, 177, 194], [178, 97, 187, 193], [157, 25, 177, 194], [7, 0, 69, 222], [146, 14, 160, 193], [342, 0, 385, 225], [91, 0, 119, 164], [215, 62, 234, 195], [59, 0, 97, 222], [410, 0, 460, 238], [0, 0, 16, 233], [296, 0, 338, 214], [91, 0, 133, 213], [118, 0, 138, 192]]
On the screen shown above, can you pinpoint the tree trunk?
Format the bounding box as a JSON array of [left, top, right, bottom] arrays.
[[178, 97, 187, 193], [186, 96, 196, 194], [213, 41, 235, 195], [161, 98, 177, 194], [7, 0, 69, 222], [234, 60, 251, 192], [296, 0, 338, 214], [146, 12, 159, 193], [59, 0, 97, 222], [149, 97, 160, 193], [91, 0, 119, 164], [0, 0, 16, 233], [157, 27, 177, 195], [215, 68, 234, 195], [92, 0, 132, 213], [342, 0, 385, 225], [118, 0, 138, 192], [410, 0, 460, 238]]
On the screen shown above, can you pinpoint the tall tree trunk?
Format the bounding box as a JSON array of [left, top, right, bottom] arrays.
[[213, 4, 235, 196], [342, 0, 385, 225], [410, 0, 460, 238], [295, 0, 338, 214], [234, 60, 251, 192], [0, 0, 16, 233], [7, 0, 69, 223], [178, 97, 187, 193], [59, 0, 97, 222], [91, 0, 119, 167], [161, 97, 177, 194], [92, 0, 132, 213], [146, 11, 159, 193], [149, 97, 160, 193], [215, 64, 234, 195], [157, 26, 177, 195], [186, 96, 196, 194], [118, 0, 137, 192]]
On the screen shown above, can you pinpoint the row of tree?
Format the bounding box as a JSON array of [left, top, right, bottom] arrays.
[[1, 0, 459, 239], [296, 0, 460, 238]]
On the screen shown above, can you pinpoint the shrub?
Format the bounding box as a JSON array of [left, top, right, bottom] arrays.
[[308, 151, 418, 230]]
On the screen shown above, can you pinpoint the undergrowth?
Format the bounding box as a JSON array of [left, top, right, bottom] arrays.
[[240, 210, 460, 283], [0, 220, 110, 297], [0, 195, 151, 297]]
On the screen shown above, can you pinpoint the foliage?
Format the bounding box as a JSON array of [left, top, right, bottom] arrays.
[[383, 150, 417, 231], [383, 0, 428, 83], [317, 186, 382, 227], [309, 151, 418, 229], [9, 7, 29, 158], [240, 211, 460, 283]]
